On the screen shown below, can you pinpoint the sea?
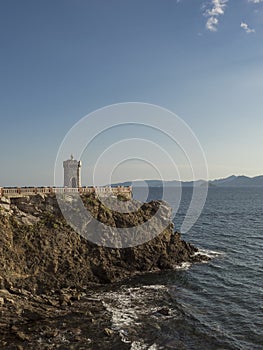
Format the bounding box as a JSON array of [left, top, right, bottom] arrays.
[[95, 187, 263, 350]]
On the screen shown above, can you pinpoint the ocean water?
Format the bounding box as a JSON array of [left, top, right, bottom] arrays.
[[98, 187, 263, 349]]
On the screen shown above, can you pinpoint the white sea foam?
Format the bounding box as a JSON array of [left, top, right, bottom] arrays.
[[142, 285, 167, 290], [131, 341, 158, 349], [101, 285, 167, 329], [174, 262, 192, 270], [193, 249, 225, 259], [98, 285, 167, 347]]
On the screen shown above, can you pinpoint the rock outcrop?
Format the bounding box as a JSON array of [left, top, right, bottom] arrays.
[[0, 193, 205, 293], [0, 193, 208, 349]]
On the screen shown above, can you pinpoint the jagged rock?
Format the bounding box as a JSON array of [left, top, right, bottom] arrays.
[[0, 193, 211, 348], [0, 197, 10, 211], [22, 308, 43, 321], [0, 197, 10, 204], [15, 331, 30, 341], [104, 327, 114, 336], [157, 306, 171, 316], [0, 276, 5, 289], [0, 193, 208, 294], [59, 293, 73, 306]]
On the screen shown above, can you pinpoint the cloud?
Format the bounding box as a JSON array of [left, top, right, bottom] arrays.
[[206, 17, 219, 31], [240, 22, 256, 33], [204, 0, 229, 32], [201, 0, 259, 33]]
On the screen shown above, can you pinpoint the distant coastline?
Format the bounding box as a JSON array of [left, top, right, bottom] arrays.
[[111, 175, 263, 188]]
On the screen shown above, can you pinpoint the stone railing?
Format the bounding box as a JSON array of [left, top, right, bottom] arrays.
[[0, 186, 132, 199]]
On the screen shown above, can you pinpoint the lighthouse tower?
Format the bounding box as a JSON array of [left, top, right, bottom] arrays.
[[63, 155, 81, 188]]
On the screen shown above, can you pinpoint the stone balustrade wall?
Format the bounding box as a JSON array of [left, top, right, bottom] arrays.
[[0, 186, 132, 199]]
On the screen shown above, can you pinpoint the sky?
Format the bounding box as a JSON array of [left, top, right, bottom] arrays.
[[0, 0, 263, 186]]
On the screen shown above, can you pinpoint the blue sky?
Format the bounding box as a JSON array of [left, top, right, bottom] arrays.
[[0, 0, 263, 186]]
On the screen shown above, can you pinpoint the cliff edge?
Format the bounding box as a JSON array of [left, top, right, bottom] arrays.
[[0, 194, 204, 293], [0, 193, 209, 348]]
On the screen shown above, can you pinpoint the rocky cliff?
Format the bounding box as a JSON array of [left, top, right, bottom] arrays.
[[0, 193, 208, 349], [0, 193, 204, 293]]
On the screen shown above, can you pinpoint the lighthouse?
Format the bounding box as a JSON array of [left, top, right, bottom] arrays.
[[63, 155, 81, 188]]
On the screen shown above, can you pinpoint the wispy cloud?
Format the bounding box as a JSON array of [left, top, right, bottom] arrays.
[[204, 0, 229, 32], [206, 17, 219, 32], [240, 22, 256, 33], [248, 0, 263, 3]]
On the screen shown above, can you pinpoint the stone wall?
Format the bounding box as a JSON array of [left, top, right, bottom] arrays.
[[0, 186, 133, 199]]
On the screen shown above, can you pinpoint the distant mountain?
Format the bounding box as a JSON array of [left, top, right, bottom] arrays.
[[111, 179, 207, 187], [111, 175, 263, 188], [210, 175, 263, 187], [211, 175, 237, 186]]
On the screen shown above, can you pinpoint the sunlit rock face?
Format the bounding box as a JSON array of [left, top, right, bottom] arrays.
[[0, 193, 206, 293]]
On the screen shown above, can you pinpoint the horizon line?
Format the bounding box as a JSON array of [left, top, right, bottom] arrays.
[[2, 173, 263, 188]]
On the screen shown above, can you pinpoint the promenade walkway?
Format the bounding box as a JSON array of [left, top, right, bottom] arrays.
[[0, 186, 132, 198]]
